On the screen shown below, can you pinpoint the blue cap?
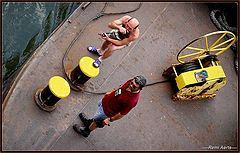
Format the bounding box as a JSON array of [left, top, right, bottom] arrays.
[[134, 75, 147, 89]]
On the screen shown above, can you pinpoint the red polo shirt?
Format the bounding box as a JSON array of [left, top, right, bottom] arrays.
[[102, 80, 140, 117]]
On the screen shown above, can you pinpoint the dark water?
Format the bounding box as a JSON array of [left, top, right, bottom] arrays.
[[2, 2, 80, 98]]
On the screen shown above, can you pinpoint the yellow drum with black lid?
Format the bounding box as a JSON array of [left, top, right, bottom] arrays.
[[70, 56, 100, 86], [35, 76, 70, 112]]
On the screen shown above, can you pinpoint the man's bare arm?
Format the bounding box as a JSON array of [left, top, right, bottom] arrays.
[[108, 15, 131, 30], [103, 112, 125, 125], [110, 112, 125, 121]]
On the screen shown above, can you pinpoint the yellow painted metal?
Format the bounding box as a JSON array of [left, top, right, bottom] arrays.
[[210, 32, 227, 48], [49, 76, 70, 98], [198, 59, 203, 68], [79, 56, 100, 78], [172, 64, 178, 76], [177, 31, 236, 63], [175, 65, 226, 90], [186, 46, 204, 51], [178, 51, 204, 60]]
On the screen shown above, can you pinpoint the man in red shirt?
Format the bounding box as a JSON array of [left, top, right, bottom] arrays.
[[73, 75, 147, 137]]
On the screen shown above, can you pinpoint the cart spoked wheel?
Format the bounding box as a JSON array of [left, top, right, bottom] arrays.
[[177, 31, 236, 63]]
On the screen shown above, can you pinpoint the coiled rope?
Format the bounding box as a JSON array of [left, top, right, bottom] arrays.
[[209, 9, 238, 73]]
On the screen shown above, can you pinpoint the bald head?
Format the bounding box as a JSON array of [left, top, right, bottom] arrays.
[[128, 17, 139, 29]]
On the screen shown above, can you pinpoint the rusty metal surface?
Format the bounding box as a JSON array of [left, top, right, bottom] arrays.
[[2, 2, 238, 151]]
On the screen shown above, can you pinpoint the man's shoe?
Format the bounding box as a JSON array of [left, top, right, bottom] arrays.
[[87, 46, 101, 57], [93, 58, 102, 68], [73, 124, 90, 137], [79, 113, 93, 127]]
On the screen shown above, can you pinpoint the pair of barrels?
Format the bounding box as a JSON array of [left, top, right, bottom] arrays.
[[35, 56, 99, 112]]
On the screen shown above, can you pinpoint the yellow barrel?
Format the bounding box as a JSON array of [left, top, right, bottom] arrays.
[[35, 76, 71, 112], [79, 56, 100, 78], [70, 56, 100, 86], [49, 76, 70, 98]]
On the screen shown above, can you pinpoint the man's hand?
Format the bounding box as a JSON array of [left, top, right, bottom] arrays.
[[105, 88, 116, 95], [99, 33, 110, 41], [105, 91, 111, 95], [118, 27, 127, 34], [103, 118, 110, 126]]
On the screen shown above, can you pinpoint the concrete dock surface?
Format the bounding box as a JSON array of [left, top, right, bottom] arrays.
[[2, 2, 238, 151]]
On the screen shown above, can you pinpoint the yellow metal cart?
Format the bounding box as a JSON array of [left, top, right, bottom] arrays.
[[163, 31, 236, 101]]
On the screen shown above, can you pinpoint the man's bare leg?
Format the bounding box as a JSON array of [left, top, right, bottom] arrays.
[[98, 41, 111, 55], [99, 44, 125, 61], [93, 44, 124, 67], [99, 49, 114, 61], [89, 121, 97, 131]]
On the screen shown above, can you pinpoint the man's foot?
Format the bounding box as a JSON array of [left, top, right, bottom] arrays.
[[87, 46, 101, 57], [79, 113, 93, 127], [93, 58, 102, 68], [73, 124, 90, 137]]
